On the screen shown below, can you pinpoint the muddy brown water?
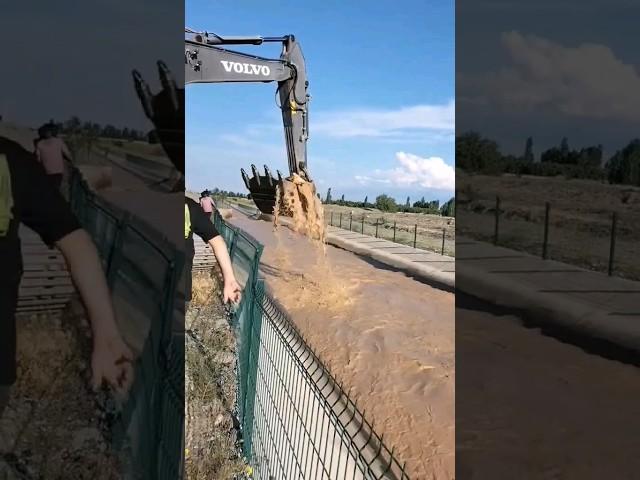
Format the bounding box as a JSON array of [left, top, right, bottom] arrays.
[[457, 297, 640, 479], [229, 213, 455, 479]]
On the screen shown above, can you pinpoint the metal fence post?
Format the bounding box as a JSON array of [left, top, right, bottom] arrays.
[[413, 224, 417, 248], [375, 219, 379, 238], [362, 215, 365, 234], [542, 202, 550, 259], [106, 212, 132, 286], [331, 212, 334, 226], [608, 212, 617, 276], [441, 228, 445, 255], [349, 213, 353, 231], [393, 221, 397, 243], [339, 212, 343, 228], [493, 196, 501, 245]]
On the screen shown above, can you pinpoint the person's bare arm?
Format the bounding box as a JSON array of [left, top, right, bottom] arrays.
[[56, 229, 133, 393], [209, 235, 241, 304]]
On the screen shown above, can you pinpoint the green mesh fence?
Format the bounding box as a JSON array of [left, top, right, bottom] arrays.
[[213, 211, 412, 480], [67, 167, 184, 480], [65, 163, 412, 479]]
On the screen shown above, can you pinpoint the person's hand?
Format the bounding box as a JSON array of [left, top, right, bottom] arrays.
[[91, 334, 135, 396], [223, 278, 242, 304]]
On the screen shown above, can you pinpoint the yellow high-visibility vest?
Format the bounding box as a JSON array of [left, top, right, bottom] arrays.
[[0, 154, 14, 237], [184, 202, 191, 239]]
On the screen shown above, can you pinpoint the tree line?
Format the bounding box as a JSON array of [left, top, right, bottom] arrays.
[[49, 116, 148, 142], [323, 188, 455, 217], [209, 187, 247, 199], [457, 131, 640, 186]]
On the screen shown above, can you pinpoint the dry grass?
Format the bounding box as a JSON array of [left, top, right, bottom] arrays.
[[1, 303, 121, 479], [457, 173, 640, 279], [185, 271, 247, 480], [190, 272, 218, 307], [323, 204, 456, 256]]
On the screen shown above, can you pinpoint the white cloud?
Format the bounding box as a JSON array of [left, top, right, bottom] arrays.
[[355, 152, 454, 191], [312, 101, 455, 138], [459, 31, 640, 122]]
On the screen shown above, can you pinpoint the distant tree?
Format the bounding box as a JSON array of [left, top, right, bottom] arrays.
[[606, 139, 640, 186], [524, 137, 534, 163], [405, 196, 410, 208], [560, 137, 569, 157], [440, 197, 455, 217], [341, 194, 345, 202], [577, 145, 603, 167], [325, 188, 332, 203], [456, 131, 503, 172], [375, 194, 398, 212], [65, 116, 81, 132], [540, 147, 562, 164], [363, 196, 368, 207], [148, 130, 160, 143]]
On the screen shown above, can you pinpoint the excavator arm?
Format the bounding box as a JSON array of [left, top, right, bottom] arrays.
[[185, 29, 311, 214]]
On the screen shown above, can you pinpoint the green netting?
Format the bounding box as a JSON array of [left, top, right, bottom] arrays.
[[67, 168, 184, 480], [212, 211, 412, 480]]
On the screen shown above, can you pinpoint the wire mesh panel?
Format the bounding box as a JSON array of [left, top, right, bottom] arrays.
[[67, 167, 184, 480], [213, 214, 411, 480]]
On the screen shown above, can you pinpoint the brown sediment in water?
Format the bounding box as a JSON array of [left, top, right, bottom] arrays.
[[229, 214, 455, 479]]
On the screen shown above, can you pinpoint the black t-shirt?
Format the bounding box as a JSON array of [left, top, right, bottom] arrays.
[[1, 137, 81, 385], [185, 197, 219, 301]]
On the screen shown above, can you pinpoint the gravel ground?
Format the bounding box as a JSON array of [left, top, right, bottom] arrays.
[[185, 272, 249, 480], [0, 300, 121, 480]]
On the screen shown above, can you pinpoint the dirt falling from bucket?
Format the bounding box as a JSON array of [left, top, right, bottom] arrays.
[[276, 174, 326, 245], [271, 237, 356, 314], [270, 175, 354, 311]]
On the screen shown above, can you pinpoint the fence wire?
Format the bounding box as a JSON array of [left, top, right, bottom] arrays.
[[67, 166, 184, 480], [66, 163, 412, 479], [214, 212, 411, 480]]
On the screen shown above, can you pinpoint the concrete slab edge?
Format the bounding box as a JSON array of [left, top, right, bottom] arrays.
[[326, 233, 455, 291], [456, 262, 640, 354]]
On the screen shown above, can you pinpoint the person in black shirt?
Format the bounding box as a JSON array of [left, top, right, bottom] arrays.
[[0, 136, 133, 417], [132, 64, 241, 308], [184, 197, 241, 307]]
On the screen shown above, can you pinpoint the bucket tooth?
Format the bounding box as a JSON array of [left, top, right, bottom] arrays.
[[276, 170, 283, 183], [300, 164, 311, 182], [241, 168, 251, 190], [264, 165, 274, 186], [251, 164, 261, 186]]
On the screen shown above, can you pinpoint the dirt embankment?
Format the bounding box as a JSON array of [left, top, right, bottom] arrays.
[[185, 272, 247, 480]]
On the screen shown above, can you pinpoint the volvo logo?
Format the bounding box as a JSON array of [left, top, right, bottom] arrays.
[[220, 61, 270, 76]]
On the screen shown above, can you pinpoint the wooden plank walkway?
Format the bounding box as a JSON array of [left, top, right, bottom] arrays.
[[193, 238, 216, 272], [18, 226, 74, 313]]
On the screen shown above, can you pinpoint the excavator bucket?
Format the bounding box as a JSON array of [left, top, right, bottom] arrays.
[[241, 164, 281, 215], [242, 165, 326, 242]]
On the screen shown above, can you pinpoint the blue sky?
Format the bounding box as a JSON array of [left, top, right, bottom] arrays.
[[186, 0, 455, 204], [457, 0, 640, 160]]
